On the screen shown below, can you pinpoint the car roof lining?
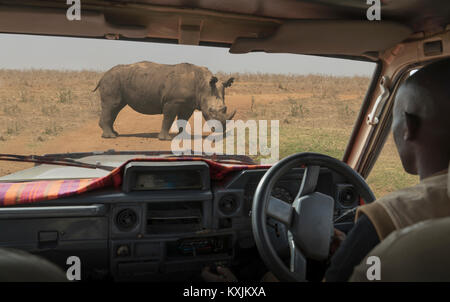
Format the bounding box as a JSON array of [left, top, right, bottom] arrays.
[[0, 0, 448, 60]]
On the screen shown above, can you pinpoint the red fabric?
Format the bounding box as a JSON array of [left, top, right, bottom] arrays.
[[0, 157, 271, 206]]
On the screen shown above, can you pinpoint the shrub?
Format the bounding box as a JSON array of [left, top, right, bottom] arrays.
[[58, 88, 73, 103]]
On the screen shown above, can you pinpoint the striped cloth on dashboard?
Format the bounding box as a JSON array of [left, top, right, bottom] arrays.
[[0, 158, 270, 206]]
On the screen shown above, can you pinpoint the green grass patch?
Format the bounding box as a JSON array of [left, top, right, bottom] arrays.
[[279, 125, 349, 159]]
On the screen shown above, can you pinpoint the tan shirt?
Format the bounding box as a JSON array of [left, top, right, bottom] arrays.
[[350, 216, 450, 282], [355, 164, 450, 241]]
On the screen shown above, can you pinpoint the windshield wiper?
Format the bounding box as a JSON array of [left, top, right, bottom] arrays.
[[0, 151, 256, 173], [162, 153, 257, 165], [0, 153, 115, 171], [42, 150, 257, 165]]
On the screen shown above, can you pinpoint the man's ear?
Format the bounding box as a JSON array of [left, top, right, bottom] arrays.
[[223, 77, 234, 88], [210, 76, 218, 88], [404, 112, 421, 141]]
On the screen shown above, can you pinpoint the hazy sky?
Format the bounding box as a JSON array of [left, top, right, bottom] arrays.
[[0, 34, 375, 76]]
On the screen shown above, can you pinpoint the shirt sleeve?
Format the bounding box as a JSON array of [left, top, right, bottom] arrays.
[[324, 214, 380, 282]]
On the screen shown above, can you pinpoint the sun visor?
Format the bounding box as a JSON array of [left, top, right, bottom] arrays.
[[0, 7, 148, 39], [230, 20, 412, 57]]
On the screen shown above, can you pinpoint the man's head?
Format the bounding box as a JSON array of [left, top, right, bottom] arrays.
[[392, 58, 450, 178]]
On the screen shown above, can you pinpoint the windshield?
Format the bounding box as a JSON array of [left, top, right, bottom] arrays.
[[0, 34, 375, 175]]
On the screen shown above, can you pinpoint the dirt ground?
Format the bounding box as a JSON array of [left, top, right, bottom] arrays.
[[0, 92, 303, 175]]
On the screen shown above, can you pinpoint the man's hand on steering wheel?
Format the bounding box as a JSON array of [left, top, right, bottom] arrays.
[[330, 228, 347, 256]]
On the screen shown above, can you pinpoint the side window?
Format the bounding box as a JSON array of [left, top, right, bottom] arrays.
[[366, 133, 419, 199], [366, 68, 421, 198]]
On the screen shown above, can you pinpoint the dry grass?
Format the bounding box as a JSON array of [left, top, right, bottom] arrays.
[[0, 69, 101, 143], [0, 69, 418, 197], [367, 134, 419, 198], [218, 72, 369, 98], [233, 76, 418, 197]]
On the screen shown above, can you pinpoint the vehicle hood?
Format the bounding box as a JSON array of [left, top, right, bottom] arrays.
[[0, 154, 169, 182]]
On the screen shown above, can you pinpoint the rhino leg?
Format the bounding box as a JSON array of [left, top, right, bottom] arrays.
[[99, 97, 126, 138], [177, 109, 194, 134], [158, 103, 179, 141]]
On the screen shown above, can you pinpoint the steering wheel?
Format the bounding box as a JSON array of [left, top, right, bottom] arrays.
[[251, 152, 375, 282]]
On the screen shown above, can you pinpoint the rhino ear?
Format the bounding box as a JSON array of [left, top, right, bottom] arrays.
[[224, 77, 234, 88], [210, 76, 218, 87]]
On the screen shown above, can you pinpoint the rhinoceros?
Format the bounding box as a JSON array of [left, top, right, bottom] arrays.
[[93, 61, 236, 140]]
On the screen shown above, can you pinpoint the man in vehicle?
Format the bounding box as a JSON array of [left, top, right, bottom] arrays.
[[325, 57, 450, 281], [203, 57, 450, 282]]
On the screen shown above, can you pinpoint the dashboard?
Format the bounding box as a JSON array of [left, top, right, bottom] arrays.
[[0, 161, 360, 281]]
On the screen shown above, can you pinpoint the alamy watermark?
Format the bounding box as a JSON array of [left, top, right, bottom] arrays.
[[66, 256, 81, 281], [366, 255, 381, 280], [170, 112, 279, 164], [366, 0, 381, 21], [66, 0, 81, 21]]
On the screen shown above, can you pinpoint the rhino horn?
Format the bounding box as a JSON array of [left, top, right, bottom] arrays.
[[227, 110, 236, 120]]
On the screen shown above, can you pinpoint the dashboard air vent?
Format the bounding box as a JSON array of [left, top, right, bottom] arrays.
[[115, 208, 138, 231]]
